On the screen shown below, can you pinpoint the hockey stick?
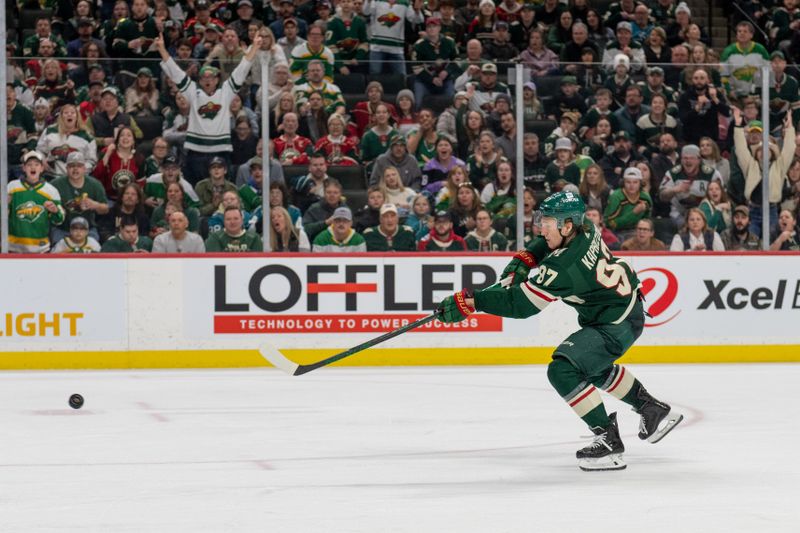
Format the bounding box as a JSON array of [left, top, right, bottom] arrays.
[[258, 312, 441, 376]]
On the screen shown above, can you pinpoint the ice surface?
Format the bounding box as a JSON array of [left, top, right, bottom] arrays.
[[0, 364, 797, 532]]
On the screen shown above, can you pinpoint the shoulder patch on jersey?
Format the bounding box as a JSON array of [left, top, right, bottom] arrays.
[[363, 227, 375, 234], [671, 164, 682, 174], [701, 163, 713, 173]]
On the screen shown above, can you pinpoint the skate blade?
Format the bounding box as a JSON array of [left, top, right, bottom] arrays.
[[578, 454, 627, 471], [647, 413, 684, 444]]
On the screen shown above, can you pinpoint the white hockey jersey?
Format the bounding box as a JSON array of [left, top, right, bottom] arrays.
[[160, 56, 253, 153]]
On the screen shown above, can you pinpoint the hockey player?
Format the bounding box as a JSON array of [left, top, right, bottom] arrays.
[[155, 31, 263, 185], [438, 191, 683, 471]]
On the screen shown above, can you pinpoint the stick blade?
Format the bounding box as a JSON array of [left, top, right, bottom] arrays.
[[258, 343, 300, 375]]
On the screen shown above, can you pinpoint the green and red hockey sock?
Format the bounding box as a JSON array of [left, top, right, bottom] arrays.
[[547, 356, 610, 429], [595, 364, 646, 410]]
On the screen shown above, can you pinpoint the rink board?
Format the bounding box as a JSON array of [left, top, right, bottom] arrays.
[[0, 253, 798, 369]]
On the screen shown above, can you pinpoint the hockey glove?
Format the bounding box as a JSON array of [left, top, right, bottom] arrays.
[[500, 250, 537, 288], [437, 288, 475, 323]]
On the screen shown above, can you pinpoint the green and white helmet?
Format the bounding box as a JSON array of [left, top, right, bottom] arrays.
[[537, 191, 586, 228]]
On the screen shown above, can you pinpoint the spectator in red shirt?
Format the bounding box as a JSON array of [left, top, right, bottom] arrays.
[[418, 210, 468, 251]]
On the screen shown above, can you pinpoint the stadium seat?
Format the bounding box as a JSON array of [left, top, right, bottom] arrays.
[[114, 72, 137, 94], [137, 140, 153, 158], [343, 189, 368, 213], [653, 217, 677, 246], [367, 73, 407, 95], [328, 166, 366, 190], [524, 119, 557, 142], [136, 115, 163, 141], [20, 9, 53, 30], [421, 93, 453, 115], [334, 73, 366, 95], [282, 165, 309, 183], [344, 93, 363, 110], [21, 29, 36, 45], [534, 75, 563, 99]]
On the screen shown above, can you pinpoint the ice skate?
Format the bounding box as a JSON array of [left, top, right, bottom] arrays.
[[634, 388, 684, 444], [577, 412, 626, 471]]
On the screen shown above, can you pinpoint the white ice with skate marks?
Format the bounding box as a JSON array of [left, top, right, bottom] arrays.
[[0, 364, 796, 532]]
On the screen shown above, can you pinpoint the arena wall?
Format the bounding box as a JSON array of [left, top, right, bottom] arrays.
[[0, 253, 798, 369]]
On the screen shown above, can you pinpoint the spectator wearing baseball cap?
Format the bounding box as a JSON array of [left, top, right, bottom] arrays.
[[143, 154, 201, 209], [659, 143, 723, 228], [228, 0, 256, 44], [601, 20, 645, 73], [312, 206, 367, 252], [195, 156, 238, 217], [599, 130, 644, 189], [7, 151, 66, 253], [51, 216, 102, 253], [545, 138, 582, 192], [124, 67, 160, 118], [767, 50, 799, 128], [467, 62, 511, 114], [720, 205, 762, 251], [640, 65, 677, 108], [543, 111, 580, 158], [552, 75, 588, 121], [155, 18, 262, 186], [411, 17, 459, 111], [417, 210, 467, 251], [363, 203, 417, 251], [483, 20, 519, 76], [65, 17, 103, 60], [276, 16, 306, 61], [50, 151, 110, 245], [88, 84, 142, 153], [604, 166, 653, 240], [730, 104, 794, 237]]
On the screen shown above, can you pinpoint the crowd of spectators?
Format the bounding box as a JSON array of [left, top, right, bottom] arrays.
[[5, 0, 800, 253]]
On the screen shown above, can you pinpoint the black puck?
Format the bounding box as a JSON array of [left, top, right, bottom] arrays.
[[69, 394, 84, 409]]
